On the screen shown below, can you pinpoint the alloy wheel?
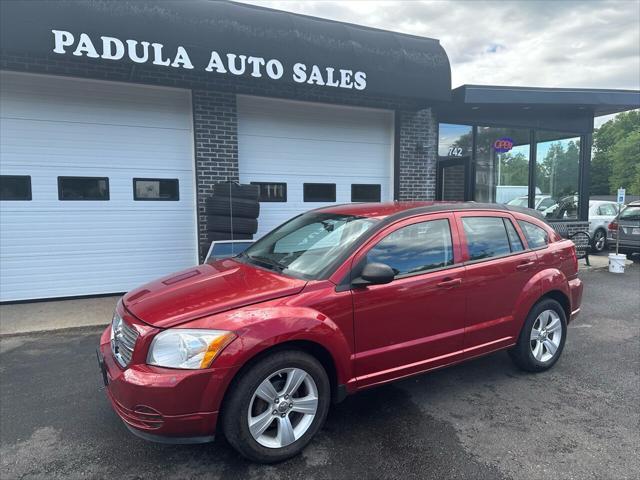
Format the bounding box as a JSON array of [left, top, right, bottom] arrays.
[[594, 230, 606, 252], [247, 367, 318, 448], [530, 309, 563, 363]]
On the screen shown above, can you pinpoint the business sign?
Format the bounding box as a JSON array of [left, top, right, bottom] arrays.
[[493, 138, 514, 153], [51, 30, 367, 91]]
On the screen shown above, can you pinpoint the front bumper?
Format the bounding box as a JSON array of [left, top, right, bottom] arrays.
[[98, 328, 232, 443]]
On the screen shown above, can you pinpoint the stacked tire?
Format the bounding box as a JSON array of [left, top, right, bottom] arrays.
[[205, 183, 260, 244]]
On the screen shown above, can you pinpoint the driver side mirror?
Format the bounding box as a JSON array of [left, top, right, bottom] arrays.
[[352, 262, 395, 287]]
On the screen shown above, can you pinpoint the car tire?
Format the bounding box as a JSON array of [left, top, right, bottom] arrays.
[[509, 298, 567, 373], [207, 215, 258, 235], [206, 196, 260, 219], [591, 228, 607, 252], [204, 230, 253, 242], [221, 350, 330, 463], [212, 183, 259, 200]]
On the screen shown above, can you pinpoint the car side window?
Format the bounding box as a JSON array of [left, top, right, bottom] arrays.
[[518, 220, 549, 249], [462, 217, 512, 260], [599, 204, 616, 216], [504, 218, 524, 252], [366, 219, 453, 277]]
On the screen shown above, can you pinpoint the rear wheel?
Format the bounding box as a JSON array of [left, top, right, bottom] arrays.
[[592, 228, 607, 252], [221, 350, 330, 463], [509, 298, 567, 372]]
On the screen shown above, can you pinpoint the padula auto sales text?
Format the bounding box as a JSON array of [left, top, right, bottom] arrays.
[[51, 30, 367, 91]]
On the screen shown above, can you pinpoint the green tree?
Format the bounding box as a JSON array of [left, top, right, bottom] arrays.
[[591, 110, 640, 195], [537, 140, 580, 198], [609, 129, 640, 195], [499, 151, 529, 185]]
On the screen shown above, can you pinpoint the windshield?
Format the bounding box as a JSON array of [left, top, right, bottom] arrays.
[[240, 212, 379, 279], [619, 206, 640, 222]]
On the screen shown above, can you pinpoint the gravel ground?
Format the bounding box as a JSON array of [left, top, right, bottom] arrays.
[[1, 263, 638, 479]]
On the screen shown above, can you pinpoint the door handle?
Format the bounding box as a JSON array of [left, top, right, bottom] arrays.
[[516, 261, 536, 271], [437, 278, 462, 288]]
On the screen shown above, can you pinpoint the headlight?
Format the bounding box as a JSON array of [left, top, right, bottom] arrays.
[[110, 311, 122, 342], [146, 329, 236, 369]]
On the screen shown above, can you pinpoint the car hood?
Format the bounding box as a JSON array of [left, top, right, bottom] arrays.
[[123, 258, 307, 329]]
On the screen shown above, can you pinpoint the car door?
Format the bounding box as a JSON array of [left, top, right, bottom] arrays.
[[454, 212, 538, 357], [350, 213, 467, 388]]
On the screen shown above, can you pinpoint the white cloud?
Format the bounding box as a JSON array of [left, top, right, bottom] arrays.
[[237, 0, 640, 90]]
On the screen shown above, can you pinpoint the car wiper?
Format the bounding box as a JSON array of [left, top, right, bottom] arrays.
[[246, 254, 286, 272]]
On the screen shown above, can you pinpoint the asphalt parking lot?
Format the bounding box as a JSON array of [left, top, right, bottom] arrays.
[[1, 263, 638, 480]]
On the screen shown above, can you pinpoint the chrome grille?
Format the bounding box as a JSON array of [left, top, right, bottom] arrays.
[[111, 315, 139, 368]]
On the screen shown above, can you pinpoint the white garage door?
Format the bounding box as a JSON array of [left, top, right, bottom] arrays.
[[237, 96, 394, 238], [0, 72, 197, 302]]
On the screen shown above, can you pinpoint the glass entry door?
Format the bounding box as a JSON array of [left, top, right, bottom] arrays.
[[437, 157, 471, 201]]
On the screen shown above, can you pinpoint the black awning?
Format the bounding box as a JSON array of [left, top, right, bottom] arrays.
[[437, 84, 640, 133], [452, 85, 640, 116], [0, 0, 451, 102]]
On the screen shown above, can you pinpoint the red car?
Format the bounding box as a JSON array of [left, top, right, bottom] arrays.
[[97, 202, 583, 463]]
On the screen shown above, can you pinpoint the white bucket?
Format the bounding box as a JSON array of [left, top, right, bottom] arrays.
[[608, 253, 627, 274]]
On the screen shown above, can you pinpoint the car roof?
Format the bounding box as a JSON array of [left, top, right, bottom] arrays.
[[315, 201, 547, 222]]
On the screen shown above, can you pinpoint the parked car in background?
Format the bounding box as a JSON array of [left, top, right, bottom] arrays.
[[541, 195, 579, 220], [97, 202, 583, 463], [588, 201, 620, 252], [608, 201, 640, 255], [507, 195, 556, 211]]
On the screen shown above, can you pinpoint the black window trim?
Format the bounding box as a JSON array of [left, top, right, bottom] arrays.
[[250, 181, 288, 203], [303, 183, 337, 202], [517, 219, 551, 252], [351, 183, 382, 203], [58, 176, 110, 201], [503, 217, 525, 253], [0, 175, 32, 201], [133, 177, 180, 201]]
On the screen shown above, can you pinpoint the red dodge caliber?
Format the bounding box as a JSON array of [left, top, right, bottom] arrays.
[[97, 202, 583, 462]]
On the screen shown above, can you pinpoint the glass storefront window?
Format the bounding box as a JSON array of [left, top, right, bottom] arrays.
[[438, 124, 472, 158], [535, 132, 581, 220], [474, 127, 531, 205]]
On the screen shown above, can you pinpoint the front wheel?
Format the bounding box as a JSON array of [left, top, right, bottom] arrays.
[[509, 298, 567, 372], [221, 350, 330, 463]]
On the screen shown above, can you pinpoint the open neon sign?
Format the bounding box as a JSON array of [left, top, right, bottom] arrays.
[[493, 138, 514, 153]]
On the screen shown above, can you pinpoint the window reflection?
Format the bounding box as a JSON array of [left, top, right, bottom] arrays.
[[438, 124, 472, 158], [536, 132, 581, 220], [475, 127, 530, 204]]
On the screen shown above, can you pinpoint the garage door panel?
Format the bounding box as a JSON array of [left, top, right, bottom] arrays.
[[1, 119, 192, 171], [238, 95, 393, 238], [237, 141, 392, 175], [1, 255, 194, 298], [0, 173, 193, 210], [238, 97, 390, 144], [0, 72, 196, 301], [1, 73, 192, 129]]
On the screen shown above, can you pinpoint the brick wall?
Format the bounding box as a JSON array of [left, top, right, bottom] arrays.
[[192, 90, 239, 256], [397, 108, 438, 201], [550, 221, 590, 238]]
